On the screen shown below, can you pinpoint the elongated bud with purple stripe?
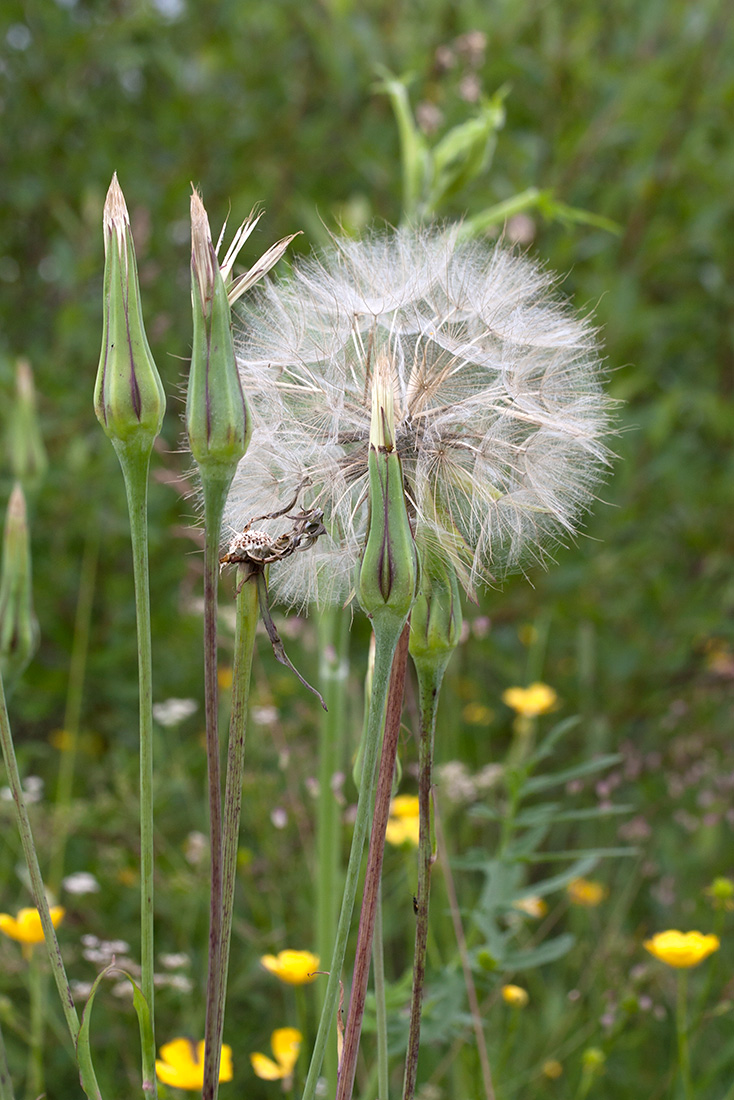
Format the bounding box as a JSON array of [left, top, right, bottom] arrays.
[[357, 357, 417, 628], [94, 174, 165, 456], [187, 190, 250, 486]]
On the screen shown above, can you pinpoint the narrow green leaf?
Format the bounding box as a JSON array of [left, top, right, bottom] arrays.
[[523, 753, 621, 793], [77, 963, 155, 1098], [501, 933, 576, 970]]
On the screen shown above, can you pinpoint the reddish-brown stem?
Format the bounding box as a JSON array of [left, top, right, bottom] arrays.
[[335, 622, 411, 1100]]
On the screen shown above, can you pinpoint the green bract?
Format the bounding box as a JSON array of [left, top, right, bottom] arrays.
[[94, 174, 165, 457], [409, 552, 462, 675], [0, 483, 39, 693], [187, 191, 250, 484]]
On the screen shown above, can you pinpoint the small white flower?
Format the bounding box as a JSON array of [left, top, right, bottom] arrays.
[[62, 871, 100, 895], [270, 807, 288, 829], [226, 225, 612, 609], [152, 697, 198, 727], [159, 952, 191, 970]]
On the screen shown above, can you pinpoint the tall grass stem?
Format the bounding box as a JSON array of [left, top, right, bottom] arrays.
[[0, 1018, 14, 1100]]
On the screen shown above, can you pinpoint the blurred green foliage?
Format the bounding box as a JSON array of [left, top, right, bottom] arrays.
[[1, 0, 734, 1096]]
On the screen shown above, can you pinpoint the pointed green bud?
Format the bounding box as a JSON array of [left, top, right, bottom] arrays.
[[409, 550, 462, 681], [187, 190, 250, 486], [8, 359, 47, 494], [94, 175, 165, 458], [357, 357, 417, 626], [0, 484, 39, 693]]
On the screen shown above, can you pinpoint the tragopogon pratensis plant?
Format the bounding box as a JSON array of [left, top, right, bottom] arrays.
[[225, 224, 612, 607]]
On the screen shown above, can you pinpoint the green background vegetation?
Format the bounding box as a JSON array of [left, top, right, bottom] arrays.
[[1, 0, 733, 1096]]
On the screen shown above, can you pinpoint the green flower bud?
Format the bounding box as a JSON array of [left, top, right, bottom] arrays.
[[409, 550, 462, 679], [8, 359, 47, 494], [94, 174, 166, 457], [0, 483, 39, 693], [357, 357, 417, 626], [187, 190, 250, 485]]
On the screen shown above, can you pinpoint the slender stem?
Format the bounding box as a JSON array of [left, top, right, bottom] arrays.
[[0, 1017, 15, 1100], [25, 950, 44, 1100], [336, 624, 410, 1100], [0, 676, 104, 1098], [316, 608, 350, 1097], [402, 661, 444, 1100], [50, 524, 99, 892], [372, 886, 389, 1100], [201, 480, 228, 1100], [301, 617, 405, 1100], [204, 573, 258, 1100], [676, 970, 692, 1100], [433, 803, 495, 1100], [117, 446, 157, 1097]]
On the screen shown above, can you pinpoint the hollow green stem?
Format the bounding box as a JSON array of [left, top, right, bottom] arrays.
[[0, 1017, 15, 1100], [301, 616, 405, 1100], [676, 970, 692, 1100], [336, 624, 410, 1100], [373, 886, 389, 1100], [116, 446, 158, 1096], [205, 571, 258, 1100], [315, 608, 350, 1096], [50, 525, 99, 892]]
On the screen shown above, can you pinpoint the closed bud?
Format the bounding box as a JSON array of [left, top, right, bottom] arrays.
[[8, 360, 47, 493], [94, 174, 165, 456], [0, 484, 39, 692], [409, 551, 462, 679], [187, 190, 250, 484], [357, 359, 417, 625]]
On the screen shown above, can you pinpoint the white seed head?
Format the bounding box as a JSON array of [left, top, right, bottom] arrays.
[[225, 225, 613, 609]]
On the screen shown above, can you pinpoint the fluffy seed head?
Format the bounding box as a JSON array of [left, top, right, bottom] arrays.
[[225, 225, 613, 609]]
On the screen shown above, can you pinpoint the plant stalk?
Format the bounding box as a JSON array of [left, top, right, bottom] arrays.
[[0, 1018, 15, 1100], [402, 662, 442, 1100], [301, 616, 405, 1100], [676, 970, 692, 1100], [372, 886, 389, 1100], [316, 608, 350, 1096], [200, 480, 229, 1100], [117, 447, 158, 1096], [204, 571, 259, 1100], [335, 623, 410, 1100], [25, 949, 44, 1100]]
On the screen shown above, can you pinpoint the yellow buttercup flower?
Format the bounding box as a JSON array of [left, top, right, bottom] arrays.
[[502, 683, 558, 717], [155, 1038, 233, 1090], [251, 1027, 302, 1082], [0, 906, 65, 946], [567, 877, 607, 908], [643, 930, 720, 969], [261, 949, 319, 985], [385, 795, 420, 848], [501, 984, 529, 1007]]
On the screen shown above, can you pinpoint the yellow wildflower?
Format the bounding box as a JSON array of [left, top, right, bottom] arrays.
[[251, 1027, 302, 1082], [155, 1039, 233, 1090], [501, 984, 529, 1007], [542, 1059, 563, 1079], [502, 683, 558, 717], [385, 795, 420, 847], [0, 906, 65, 946], [462, 702, 493, 725], [260, 949, 319, 985], [567, 877, 607, 907], [643, 930, 720, 969], [513, 895, 548, 919]]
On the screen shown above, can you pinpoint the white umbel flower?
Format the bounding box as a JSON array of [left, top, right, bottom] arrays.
[[225, 225, 612, 608]]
